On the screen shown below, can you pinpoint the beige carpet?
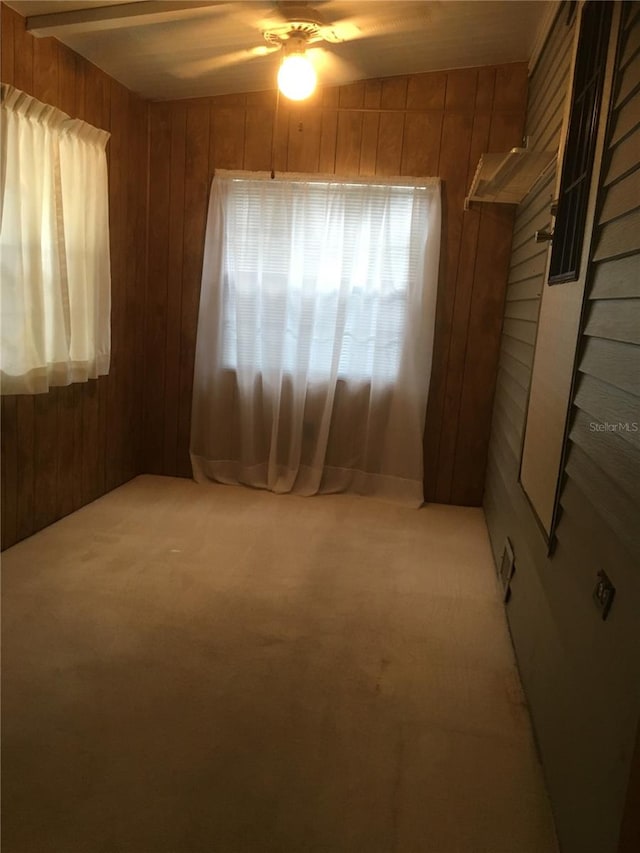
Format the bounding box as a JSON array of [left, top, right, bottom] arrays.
[[2, 475, 557, 853]]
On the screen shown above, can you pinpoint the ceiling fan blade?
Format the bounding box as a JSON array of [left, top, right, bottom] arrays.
[[245, 1, 290, 29], [130, 2, 281, 58], [328, 3, 437, 43], [175, 45, 279, 79], [275, 1, 330, 21], [307, 46, 361, 87]]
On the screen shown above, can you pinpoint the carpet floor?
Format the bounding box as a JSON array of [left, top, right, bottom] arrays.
[[2, 475, 557, 853]]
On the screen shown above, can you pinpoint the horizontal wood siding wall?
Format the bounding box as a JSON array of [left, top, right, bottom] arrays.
[[143, 64, 528, 504], [484, 4, 640, 852], [496, 5, 574, 460], [0, 6, 149, 550]]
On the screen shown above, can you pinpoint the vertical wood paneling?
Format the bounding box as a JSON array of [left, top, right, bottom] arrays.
[[401, 112, 443, 176], [423, 63, 527, 505], [429, 105, 479, 500], [334, 109, 362, 173], [143, 103, 172, 474], [105, 81, 127, 491], [359, 80, 381, 176], [244, 96, 274, 171], [33, 393, 58, 530], [1, 6, 148, 549], [406, 72, 446, 109], [318, 87, 339, 173], [56, 383, 76, 518], [57, 43, 76, 114], [452, 203, 518, 504], [12, 6, 32, 93], [163, 103, 187, 477], [451, 77, 528, 505], [77, 65, 98, 505], [144, 63, 527, 504], [176, 100, 211, 477], [288, 106, 322, 173], [375, 112, 405, 175], [1, 397, 18, 545], [375, 77, 407, 176], [210, 98, 246, 170], [97, 71, 111, 498], [334, 82, 364, 175], [54, 48, 77, 524], [380, 76, 408, 109], [1, 3, 14, 81], [445, 68, 479, 111], [81, 64, 107, 503], [273, 98, 290, 172], [15, 395, 35, 542], [121, 87, 138, 483], [2, 27, 527, 533], [32, 36, 58, 105], [56, 46, 79, 533]]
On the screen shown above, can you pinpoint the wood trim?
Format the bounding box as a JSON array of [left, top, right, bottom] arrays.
[[26, 1, 222, 38]]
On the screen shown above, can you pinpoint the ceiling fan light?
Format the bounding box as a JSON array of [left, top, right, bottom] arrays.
[[277, 53, 317, 100]]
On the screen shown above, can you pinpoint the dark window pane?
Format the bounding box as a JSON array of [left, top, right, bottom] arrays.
[[548, 1, 613, 284]]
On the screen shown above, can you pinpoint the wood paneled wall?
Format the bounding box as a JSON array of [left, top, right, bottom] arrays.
[[144, 64, 528, 502], [0, 5, 149, 550], [0, 4, 527, 532]]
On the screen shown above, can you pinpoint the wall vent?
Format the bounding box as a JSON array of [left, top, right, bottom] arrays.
[[464, 148, 556, 209]]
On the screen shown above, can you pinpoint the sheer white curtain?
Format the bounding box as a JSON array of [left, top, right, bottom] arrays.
[[191, 170, 441, 506], [0, 84, 111, 395]]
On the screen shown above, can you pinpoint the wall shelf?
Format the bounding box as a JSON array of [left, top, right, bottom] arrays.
[[464, 147, 556, 210]]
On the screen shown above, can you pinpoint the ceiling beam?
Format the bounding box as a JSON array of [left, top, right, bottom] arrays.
[[26, 1, 225, 38]]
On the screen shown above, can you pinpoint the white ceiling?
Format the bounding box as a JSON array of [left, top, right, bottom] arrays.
[[7, 1, 552, 101]]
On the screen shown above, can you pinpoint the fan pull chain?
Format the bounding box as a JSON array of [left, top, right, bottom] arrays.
[[270, 86, 281, 179]]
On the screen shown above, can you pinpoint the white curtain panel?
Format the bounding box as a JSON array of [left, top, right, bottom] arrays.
[[191, 170, 441, 506], [0, 84, 111, 395]]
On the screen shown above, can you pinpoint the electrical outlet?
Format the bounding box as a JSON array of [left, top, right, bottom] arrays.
[[593, 570, 615, 620]]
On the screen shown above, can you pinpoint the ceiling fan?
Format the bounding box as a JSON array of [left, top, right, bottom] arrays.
[[260, 2, 360, 99], [174, 2, 360, 97], [175, 1, 434, 100]]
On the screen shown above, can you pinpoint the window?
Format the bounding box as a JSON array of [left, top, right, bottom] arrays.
[[0, 84, 111, 395], [519, 0, 618, 539], [548, 0, 613, 284], [190, 170, 441, 504], [217, 172, 437, 384]]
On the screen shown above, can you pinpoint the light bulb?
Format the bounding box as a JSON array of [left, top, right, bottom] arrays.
[[277, 53, 317, 101]]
